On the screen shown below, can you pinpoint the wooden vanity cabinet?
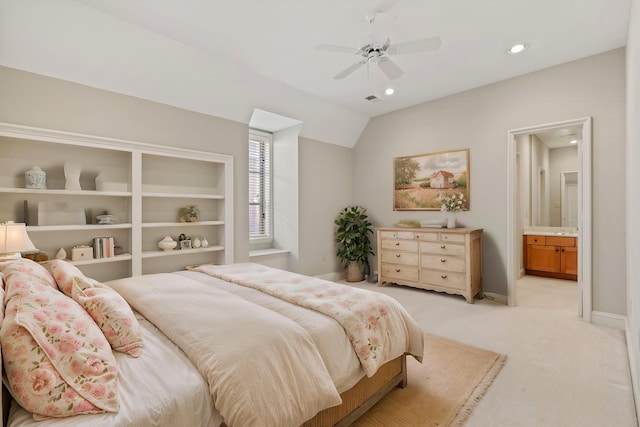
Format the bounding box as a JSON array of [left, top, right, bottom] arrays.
[[524, 235, 577, 280]]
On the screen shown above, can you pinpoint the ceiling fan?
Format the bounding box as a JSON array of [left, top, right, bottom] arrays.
[[316, 36, 442, 80]]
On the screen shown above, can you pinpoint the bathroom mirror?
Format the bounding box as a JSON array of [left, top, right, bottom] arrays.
[[517, 126, 580, 228]]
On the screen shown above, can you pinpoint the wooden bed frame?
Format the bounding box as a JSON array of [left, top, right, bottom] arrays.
[[303, 354, 407, 427], [2, 355, 406, 427]]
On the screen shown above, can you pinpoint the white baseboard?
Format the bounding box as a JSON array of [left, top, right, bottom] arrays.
[[625, 317, 640, 427], [592, 311, 626, 330]]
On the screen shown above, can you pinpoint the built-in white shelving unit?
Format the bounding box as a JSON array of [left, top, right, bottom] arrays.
[[0, 122, 234, 282]]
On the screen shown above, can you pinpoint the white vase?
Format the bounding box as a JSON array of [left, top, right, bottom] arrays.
[[158, 236, 177, 251], [64, 162, 82, 190], [55, 247, 67, 260], [201, 238, 209, 248], [192, 237, 202, 248], [25, 166, 46, 189], [446, 213, 457, 229]]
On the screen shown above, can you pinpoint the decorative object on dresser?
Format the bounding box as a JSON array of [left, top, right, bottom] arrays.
[[393, 148, 469, 211], [437, 190, 467, 228], [55, 247, 66, 259], [377, 227, 483, 303], [64, 162, 82, 190], [24, 166, 46, 189], [524, 234, 577, 280], [335, 205, 375, 282]]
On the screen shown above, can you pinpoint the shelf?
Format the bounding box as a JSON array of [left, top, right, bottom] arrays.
[[141, 246, 224, 259], [68, 253, 132, 266], [142, 192, 224, 200], [27, 224, 132, 232], [141, 221, 224, 228], [0, 187, 131, 197]]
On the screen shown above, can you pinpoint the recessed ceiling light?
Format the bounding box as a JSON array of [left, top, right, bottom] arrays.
[[385, 87, 395, 96], [507, 43, 528, 55]]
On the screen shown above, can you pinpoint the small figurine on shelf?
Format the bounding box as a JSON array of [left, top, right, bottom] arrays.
[[158, 236, 177, 251], [179, 205, 199, 222]]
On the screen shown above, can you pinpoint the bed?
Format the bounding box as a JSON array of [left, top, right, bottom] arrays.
[[0, 259, 424, 427]]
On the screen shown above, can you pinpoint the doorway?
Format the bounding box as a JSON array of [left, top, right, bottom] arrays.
[[507, 117, 592, 321]]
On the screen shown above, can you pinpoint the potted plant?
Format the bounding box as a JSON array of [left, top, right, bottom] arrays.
[[335, 205, 374, 282], [180, 205, 200, 222]]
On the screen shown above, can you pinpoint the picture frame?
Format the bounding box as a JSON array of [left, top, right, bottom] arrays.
[[393, 148, 470, 211], [180, 239, 192, 250]]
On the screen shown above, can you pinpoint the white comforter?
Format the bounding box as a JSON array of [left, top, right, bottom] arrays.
[[107, 271, 344, 427]]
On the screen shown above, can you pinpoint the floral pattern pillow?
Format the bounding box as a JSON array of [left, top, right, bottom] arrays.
[[49, 259, 143, 357], [71, 276, 144, 357], [48, 259, 89, 295], [0, 268, 119, 418], [0, 257, 57, 289]]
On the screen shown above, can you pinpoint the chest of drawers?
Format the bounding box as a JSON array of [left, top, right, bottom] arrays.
[[376, 227, 483, 303]]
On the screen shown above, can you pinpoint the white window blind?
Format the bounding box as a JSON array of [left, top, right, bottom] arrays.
[[249, 130, 272, 241]]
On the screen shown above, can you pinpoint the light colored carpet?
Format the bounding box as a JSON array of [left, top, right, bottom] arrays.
[[352, 333, 506, 427], [345, 276, 637, 426]]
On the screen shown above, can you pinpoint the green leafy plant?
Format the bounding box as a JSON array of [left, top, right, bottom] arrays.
[[180, 205, 200, 222], [334, 205, 374, 268]]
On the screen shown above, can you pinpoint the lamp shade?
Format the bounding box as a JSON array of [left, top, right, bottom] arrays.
[[1, 222, 38, 255]]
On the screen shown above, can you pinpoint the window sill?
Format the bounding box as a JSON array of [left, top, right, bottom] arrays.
[[249, 248, 290, 258]]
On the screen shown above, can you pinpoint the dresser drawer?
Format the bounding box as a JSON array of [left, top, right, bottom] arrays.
[[382, 264, 419, 282], [381, 251, 419, 266], [421, 254, 466, 273], [419, 241, 465, 256], [381, 239, 419, 252], [421, 269, 466, 290], [380, 231, 414, 240], [414, 232, 439, 242], [440, 233, 466, 243]]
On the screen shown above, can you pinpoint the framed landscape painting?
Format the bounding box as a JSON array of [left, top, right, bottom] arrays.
[[393, 148, 470, 211]]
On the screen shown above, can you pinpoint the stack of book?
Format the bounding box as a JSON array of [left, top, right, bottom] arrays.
[[93, 237, 115, 259]]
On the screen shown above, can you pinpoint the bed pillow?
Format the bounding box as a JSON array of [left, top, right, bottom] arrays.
[[0, 268, 119, 418], [49, 259, 143, 357], [0, 257, 57, 289], [71, 276, 144, 357], [48, 259, 88, 295]]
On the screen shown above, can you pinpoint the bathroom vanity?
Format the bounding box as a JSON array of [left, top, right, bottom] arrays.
[[523, 228, 577, 281]]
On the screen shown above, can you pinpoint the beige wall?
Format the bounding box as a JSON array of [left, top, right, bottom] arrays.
[[626, 0, 640, 408], [0, 65, 356, 277], [353, 49, 626, 315]]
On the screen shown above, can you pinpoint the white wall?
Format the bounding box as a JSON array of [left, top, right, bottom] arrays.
[[626, 0, 640, 412], [353, 49, 626, 315], [549, 146, 578, 227]]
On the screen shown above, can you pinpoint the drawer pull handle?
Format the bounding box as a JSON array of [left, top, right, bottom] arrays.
[[395, 269, 401, 273], [396, 254, 401, 257], [440, 259, 446, 263], [395, 242, 400, 246], [440, 245, 446, 249], [441, 274, 448, 279]]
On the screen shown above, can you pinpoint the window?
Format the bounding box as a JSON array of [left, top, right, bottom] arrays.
[[249, 130, 272, 244]]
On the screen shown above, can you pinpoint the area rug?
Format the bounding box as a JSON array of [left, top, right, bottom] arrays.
[[351, 333, 507, 427]]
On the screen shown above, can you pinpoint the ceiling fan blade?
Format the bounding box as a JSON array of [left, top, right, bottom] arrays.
[[315, 44, 358, 54], [377, 57, 404, 80], [333, 61, 366, 79], [388, 36, 441, 55]]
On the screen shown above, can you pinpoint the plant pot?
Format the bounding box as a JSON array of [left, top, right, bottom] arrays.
[[345, 260, 365, 282]]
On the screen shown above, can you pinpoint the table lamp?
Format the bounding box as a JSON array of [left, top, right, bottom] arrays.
[[0, 221, 38, 259]]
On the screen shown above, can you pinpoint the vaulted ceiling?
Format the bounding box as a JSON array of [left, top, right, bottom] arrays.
[[0, 0, 631, 147]]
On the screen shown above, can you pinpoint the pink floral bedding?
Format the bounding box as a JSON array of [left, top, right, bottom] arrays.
[[193, 263, 424, 377]]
